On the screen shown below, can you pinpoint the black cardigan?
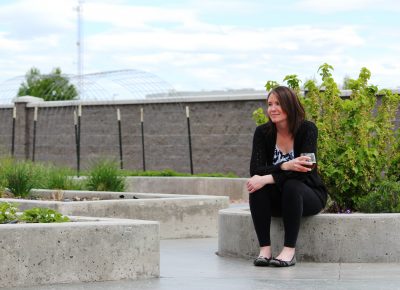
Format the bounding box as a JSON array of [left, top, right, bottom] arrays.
[[250, 120, 328, 206]]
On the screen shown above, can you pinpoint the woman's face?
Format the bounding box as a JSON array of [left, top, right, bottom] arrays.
[[267, 93, 288, 124]]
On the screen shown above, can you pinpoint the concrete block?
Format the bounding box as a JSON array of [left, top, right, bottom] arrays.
[[0, 216, 159, 288], [125, 177, 248, 201], [218, 207, 400, 263], [1, 190, 229, 239]]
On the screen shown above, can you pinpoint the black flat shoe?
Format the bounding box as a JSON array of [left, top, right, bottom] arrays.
[[253, 256, 272, 267], [270, 255, 296, 267]]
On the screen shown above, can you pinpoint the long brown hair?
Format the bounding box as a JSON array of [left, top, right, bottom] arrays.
[[266, 86, 305, 136]]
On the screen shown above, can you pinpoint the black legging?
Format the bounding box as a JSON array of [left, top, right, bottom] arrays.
[[249, 179, 324, 248]]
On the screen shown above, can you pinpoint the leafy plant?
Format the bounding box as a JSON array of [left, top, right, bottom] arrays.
[[253, 64, 400, 211], [388, 148, 400, 182], [355, 181, 400, 213], [264, 80, 279, 92], [19, 207, 70, 223], [0, 202, 18, 224], [86, 160, 126, 192], [283, 75, 301, 95], [252, 107, 269, 126]]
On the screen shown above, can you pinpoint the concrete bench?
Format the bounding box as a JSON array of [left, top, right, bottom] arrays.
[[218, 207, 400, 262]]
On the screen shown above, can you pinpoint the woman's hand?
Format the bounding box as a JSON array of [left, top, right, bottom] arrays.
[[281, 156, 312, 172], [247, 175, 274, 193]]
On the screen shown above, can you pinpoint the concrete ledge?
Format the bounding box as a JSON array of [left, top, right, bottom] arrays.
[[0, 216, 159, 288], [1, 190, 229, 239], [125, 177, 248, 201], [218, 207, 400, 263]]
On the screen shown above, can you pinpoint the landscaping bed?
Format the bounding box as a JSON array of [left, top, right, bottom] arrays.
[[1, 189, 229, 239], [0, 216, 159, 288]]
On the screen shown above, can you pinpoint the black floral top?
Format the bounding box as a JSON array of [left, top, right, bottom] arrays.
[[273, 145, 294, 165]]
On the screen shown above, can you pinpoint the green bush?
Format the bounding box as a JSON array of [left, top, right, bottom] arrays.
[[19, 207, 70, 223], [254, 63, 400, 211], [86, 160, 125, 192], [355, 181, 400, 213], [0, 202, 18, 223], [387, 142, 400, 182], [0, 159, 85, 196], [44, 166, 82, 190], [0, 158, 14, 197], [4, 161, 36, 198], [1, 160, 60, 197]]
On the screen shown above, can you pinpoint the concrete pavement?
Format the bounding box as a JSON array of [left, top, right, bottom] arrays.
[[7, 238, 400, 290]]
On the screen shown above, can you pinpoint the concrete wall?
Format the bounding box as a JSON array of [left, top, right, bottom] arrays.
[[0, 94, 265, 177], [0, 216, 159, 288], [0, 91, 399, 177], [218, 208, 400, 263]]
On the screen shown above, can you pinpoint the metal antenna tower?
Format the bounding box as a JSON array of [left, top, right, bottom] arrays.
[[77, 0, 84, 99]]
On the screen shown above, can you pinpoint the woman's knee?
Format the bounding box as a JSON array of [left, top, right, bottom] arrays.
[[282, 179, 303, 192], [249, 184, 278, 202], [252, 184, 276, 195], [282, 180, 303, 202]]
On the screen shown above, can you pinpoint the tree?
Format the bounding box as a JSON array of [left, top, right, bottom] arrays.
[[18, 67, 78, 101], [342, 75, 351, 89]]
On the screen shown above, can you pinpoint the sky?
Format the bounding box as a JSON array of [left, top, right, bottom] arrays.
[[0, 0, 400, 93]]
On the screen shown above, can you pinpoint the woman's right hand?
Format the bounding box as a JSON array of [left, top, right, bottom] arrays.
[[281, 156, 312, 172]]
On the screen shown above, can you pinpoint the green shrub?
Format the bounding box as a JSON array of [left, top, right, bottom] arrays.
[[86, 160, 125, 192], [252, 108, 268, 127], [387, 142, 400, 181], [19, 207, 70, 223], [254, 63, 400, 211], [44, 166, 82, 190], [355, 181, 400, 213], [0, 159, 84, 196], [193, 172, 238, 178], [4, 161, 36, 197], [124, 169, 187, 177], [0, 202, 18, 223], [0, 157, 15, 197]]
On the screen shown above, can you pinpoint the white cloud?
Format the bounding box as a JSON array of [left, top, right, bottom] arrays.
[[0, 0, 399, 94], [0, 33, 23, 51], [295, 0, 400, 13], [118, 52, 222, 66], [83, 2, 200, 29], [80, 21, 368, 91], [0, 0, 75, 39], [186, 0, 263, 14], [85, 25, 364, 55]]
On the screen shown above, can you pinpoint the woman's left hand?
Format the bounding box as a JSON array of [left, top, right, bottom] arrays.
[[247, 175, 272, 193]]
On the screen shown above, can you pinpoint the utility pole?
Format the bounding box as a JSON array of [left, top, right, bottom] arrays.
[[77, 0, 84, 99]]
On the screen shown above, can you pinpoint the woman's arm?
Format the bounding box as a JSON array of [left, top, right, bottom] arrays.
[[247, 174, 275, 193], [249, 126, 283, 176]]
